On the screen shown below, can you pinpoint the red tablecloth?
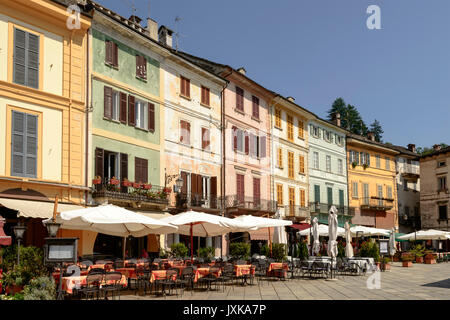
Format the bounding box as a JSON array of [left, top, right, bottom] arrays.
[[267, 263, 288, 278], [193, 268, 221, 283], [61, 275, 127, 294], [115, 268, 138, 280], [150, 270, 177, 283], [234, 265, 255, 277]]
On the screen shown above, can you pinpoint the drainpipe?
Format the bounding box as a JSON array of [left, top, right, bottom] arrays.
[[68, 30, 75, 203], [84, 28, 91, 207]]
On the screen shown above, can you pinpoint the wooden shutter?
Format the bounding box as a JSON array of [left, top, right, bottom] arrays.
[[136, 55, 141, 78], [25, 114, 37, 177], [236, 87, 244, 110], [104, 86, 112, 119], [197, 175, 203, 196], [300, 189, 306, 207], [14, 28, 26, 86], [236, 174, 245, 202], [252, 96, 259, 118], [253, 178, 260, 200], [134, 158, 141, 183], [244, 132, 249, 155], [141, 159, 148, 184], [181, 171, 188, 195], [95, 148, 104, 179], [249, 133, 255, 157], [339, 190, 344, 207], [278, 148, 283, 168], [260, 136, 266, 158], [180, 120, 186, 143], [288, 152, 294, 178], [181, 77, 190, 98], [148, 103, 155, 132], [27, 33, 39, 89], [128, 95, 135, 126], [299, 155, 305, 173], [185, 121, 191, 144], [232, 126, 238, 151], [202, 128, 210, 150], [180, 76, 185, 96], [113, 42, 118, 67], [327, 187, 333, 205], [314, 185, 320, 203], [277, 184, 283, 205], [105, 40, 112, 64], [298, 120, 304, 139], [201, 86, 210, 106], [191, 173, 198, 196], [119, 92, 127, 123], [11, 111, 25, 176], [210, 176, 217, 208], [120, 153, 128, 180]]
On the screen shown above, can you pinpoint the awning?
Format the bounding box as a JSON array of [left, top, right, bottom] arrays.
[[289, 223, 311, 231], [248, 227, 274, 241], [136, 211, 173, 220], [0, 198, 84, 219]]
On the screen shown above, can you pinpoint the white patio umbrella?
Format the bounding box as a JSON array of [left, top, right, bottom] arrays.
[[298, 224, 346, 237], [312, 217, 320, 256], [327, 206, 338, 259], [273, 215, 288, 245], [397, 229, 450, 241], [160, 210, 245, 262], [389, 228, 396, 256], [345, 221, 354, 258], [350, 225, 390, 237]]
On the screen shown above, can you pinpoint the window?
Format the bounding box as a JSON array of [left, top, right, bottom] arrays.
[[298, 120, 304, 139], [349, 150, 356, 164], [11, 110, 38, 178], [336, 135, 344, 147], [201, 127, 210, 150], [363, 183, 369, 204], [111, 91, 119, 121], [135, 55, 147, 80], [299, 155, 305, 174], [201, 86, 210, 106], [438, 161, 446, 167], [252, 96, 259, 119], [352, 182, 359, 198], [275, 109, 281, 128], [324, 130, 332, 142], [360, 152, 370, 166], [326, 155, 331, 172], [438, 177, 447, 191], [236, 174, 245, 203], [134, 157, 148, 183], [236, 86, 244, 111], [313, 152, 319, 169], [338, 159, 343, 175], [377, 185, 383, 206], [360, 153, 366, 165], [438, 205, 448, 220], [289, 187, 295, 215], [233, 128, 249, 154], [385, 157, 390, 170], [376, 155, 381, 168], [135, 99, 148, 130], [314, 185, 320, 203], [387, 186, 393, 199], [287, 115, 294, 141], [180, 120, 191, 145], [311, 126, 320, 138], [180, 76, 190, 98], [105, 40, 118, 68], [277, 148, 283, 168], [277, 184, 283, 205], [288, 151, 294, 178], [300, 189, 306, 207], [14, 28, 40, 89], [403, 178, 408, 191]]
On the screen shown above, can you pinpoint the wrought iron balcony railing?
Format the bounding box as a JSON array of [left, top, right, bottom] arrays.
[[309, 202, 352, 216], [224, 195, 278, 213], [284, 205, 309, 219], [92, 178, 170, 205], [360, 197, 394, 211], [174, 192, 220, 210]]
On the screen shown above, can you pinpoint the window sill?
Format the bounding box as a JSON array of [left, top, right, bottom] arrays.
[[298, 136, 305, 140], [251, 116, 260, 122], [136, 76, 147, 82], [103, 117, 121, 124], [179, 142, 193, 148], [105, 62, 119, 70], [234, 108, 245, 115], [180, 94, 191, 101], [135, 126, 150, 133], [275, 126, 283, 131], [276, 166, 284, 170], [200, 102, 211, 109], [298, 172, 306, 176]]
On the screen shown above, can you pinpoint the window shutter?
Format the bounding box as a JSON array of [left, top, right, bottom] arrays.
[[366, 153, 370, 166], [252, 96, 259, 118], [249, 133, 255, 157], [202, 128, 210, 150], [300, 155, 305, 173], [148, 103, 155, 132], [180, 77, 185, 96], [314, 185, 320, 203], [186, 122, 191, 144], [355, 152, 360, 165], [232, 126, 238, 151], [27, 33, 39, 89], [95, 148, 104, 179], [119, 92, 127, 123], [25, 114, 37, 177], [186, 78, 190, 97], [14, 28, 26, 86], [136, 55, 140, 78], [134, 158, 141, 183], [210, 177, 217, 196], [104, 86, 112, 119], [260, 136, 266, 158], [11, 111, 25, 176], [113, 42, 118, 67], [180, 120, 186, 143], [253, 178, 260, 200], [181, 171, 188, 195], [236, 87, 244, 110], [191, 173, 198, 196], [128, 95, 135, 126], [120, 153, 128, 180], [244, 132, 249, 155], [142, 158, 148, 184], [105, 40, 112, 64]]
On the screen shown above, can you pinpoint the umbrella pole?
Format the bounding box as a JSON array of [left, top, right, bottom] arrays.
[[122, 237, 126, 260], [190, 223, 193, 263], [268, 227, 272, 258]]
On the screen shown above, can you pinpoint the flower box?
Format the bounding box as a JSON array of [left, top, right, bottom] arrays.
[[402, 261, 413, 267], [109, 178, 120, 185], [122, 180, 132, 187], [424, 257, 436, 264], [163, 187, 172, 194], [132, 182, 141, 189], [92, 178, 102, 185], [142, 184, 152, 190]]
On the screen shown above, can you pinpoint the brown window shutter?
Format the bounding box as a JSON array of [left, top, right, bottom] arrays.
[[253, 178, 260, 200], [128, 95, 135, 126], [120, 153, 128, 180], [136, 55, 140, 78], [260, 136, 266, 158], [141, 56, 147, 79], [113, 42, 118, 67], [119, 92, 127, 123], [148, 103, 155, 132], [201, 128, 206, 150], [180, 120, 185, 143], [210, 177, 217, 196], [191, 173, 198, 196], [181, 171, 188, 195], [197, 174, 203, 195], [134, 158, 140, 183], [186, 122, 191, 144], [180, 76, 185, 96], [105, 41, 111, 64], [142, 158, 148, 184], [252, 96, 259, 118], [232, 126, 238, 150], [245, 132, 249, 155], [104, 86, 112, 119], [95, 148, 104, 179], [186, 78, 190, 98]]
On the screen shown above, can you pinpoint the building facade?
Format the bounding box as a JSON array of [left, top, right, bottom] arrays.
[[0, 0, 91, 247], [347, 133, 399, 230], [420, 145, 450, 233], [392, 144, 420, 234], [308, 117, 350, 227]]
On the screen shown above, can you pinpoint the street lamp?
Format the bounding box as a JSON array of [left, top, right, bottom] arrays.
[[43, 219, 61, 238], [175, 177, 184, 193], [13, 222, 27, 265]]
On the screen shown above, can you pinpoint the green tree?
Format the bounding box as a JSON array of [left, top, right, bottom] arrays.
[[370, 119, 384, 142], [327, 98, 369, 136], [327, 97, 347, 126], [416, 143, 448, 156]]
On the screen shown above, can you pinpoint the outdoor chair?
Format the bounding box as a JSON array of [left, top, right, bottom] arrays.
[[80, 273, 103, 300], [129, 265, 143, 294], [101, 272, 123, 300], [88, 268, 106, 275], [137, 269, 151, 295], [161, 269, 179, 296], [176, 266, 195, 295], [198, 267, 220, 291], [220, 263, 237, 291], [311, 261, 329, 279]]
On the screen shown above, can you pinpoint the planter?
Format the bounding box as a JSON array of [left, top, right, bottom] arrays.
[[92, 178, 102, 185], [5, 285, 23, 295], [109, 178, 120, 185], [122, 180, 132, 187], [393, 256, 400, 262], [381, 263, 391, 271], [132, 183, 141, 189], [425, 258, 436, 264], [402, 261, 413, 267], [142, 184, 152, 190], [415, 257, 423, 263]]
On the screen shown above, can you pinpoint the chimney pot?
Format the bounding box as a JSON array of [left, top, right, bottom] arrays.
[[146, 18, 158, 41], [407, 144, 416, 153], [129, 15, 142, 25], [158, 25, 174, 48], [367, 132, 375, 142], [237, 67, 246, 75], [287, 96, 295, 102], [433, 144, 442, 151], [332, 112, 341, 127]]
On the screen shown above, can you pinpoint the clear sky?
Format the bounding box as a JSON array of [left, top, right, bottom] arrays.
[[94, 0, 450, 148]]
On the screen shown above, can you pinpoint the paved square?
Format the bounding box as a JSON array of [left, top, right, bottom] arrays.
[[118, 262, 450, 300]]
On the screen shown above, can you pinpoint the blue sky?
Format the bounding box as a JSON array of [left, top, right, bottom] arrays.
[[94, 0, 450, 148]]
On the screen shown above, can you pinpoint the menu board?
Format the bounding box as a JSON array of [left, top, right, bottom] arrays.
[[379, 240, 388, 254], [48, 245, 74, 260]]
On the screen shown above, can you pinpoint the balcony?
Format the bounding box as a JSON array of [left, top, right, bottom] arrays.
[[173, 192, 221, 212], [309, 202, 352, 216], [224, 195, 278, 213], [92, 178, 170, 208], [360, 197, 394, 211], [401, 164, 420, 181], [284, 205, 309, 220]]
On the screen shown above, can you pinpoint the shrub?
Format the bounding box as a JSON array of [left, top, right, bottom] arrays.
[[23, 276, 56, 300], [229, 242, 250, 260], [358, 241, 380, 262], [410, 244, 425, 258], [271, 244, 287, 262], [260, 244, 269, 257], [337, 241, 345, 258], [159, 248, 168, 259], [170, 243, 188, 258], [298, 242, 309, 260], [198, 247, 214, 262]]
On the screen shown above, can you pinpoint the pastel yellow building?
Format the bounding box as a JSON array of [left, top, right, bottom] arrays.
[[0, 0, 91, 247], [347, 133, 400, 230]]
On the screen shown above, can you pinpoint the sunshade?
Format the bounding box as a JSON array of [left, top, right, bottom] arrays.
[[345, 221, 354, 258], [220, 214, 292, 230], [389, 228, 396, 256], [273, 215, 288, 245], [298, 223, 346, 237], [47, 204, 178, 237], [327, 206, 338, 258], [0, 198, 83, 219], [397, 229, 450, 241], [312, 217, 320, 255], [350, 225, 390, 237]]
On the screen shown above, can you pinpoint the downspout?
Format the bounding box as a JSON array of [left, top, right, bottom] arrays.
[[68, 30, 75, 202], [84, 28, 91, 206]]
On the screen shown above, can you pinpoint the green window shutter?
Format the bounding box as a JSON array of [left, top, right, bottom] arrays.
[[339, 190, 344, 207], [314, 185, 320, 203], [327, 187, 333, 205]]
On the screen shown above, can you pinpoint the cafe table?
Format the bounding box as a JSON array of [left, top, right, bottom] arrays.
[[234, 265, 255, 285], [266, 263, 289, 279], [115, 267, 138, 280], [61, 274, 127, 295]]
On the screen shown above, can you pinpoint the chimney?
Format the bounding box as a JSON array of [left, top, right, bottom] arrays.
[[287, 96, 295, 102], [129, 15, 142, 25], [367, 131, 375, 142], [158, 25, 174, 48], [237, 67, 246, 75], [146, 18, 158, 41], [332, 112, 341, 127], [433, 144, 442, 151], [407, 144, 416, 153]]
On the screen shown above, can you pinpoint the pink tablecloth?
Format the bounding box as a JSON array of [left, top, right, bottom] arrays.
[[61, 275, 127, 294]]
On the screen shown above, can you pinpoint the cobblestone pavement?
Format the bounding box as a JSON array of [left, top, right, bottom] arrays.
[[119, 262, 450, 300]]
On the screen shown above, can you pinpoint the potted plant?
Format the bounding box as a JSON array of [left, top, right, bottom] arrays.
[[424, 251, 437, 264], [363, 163, 369, 169], [411, 244, 425, 263], [142, 183, 152, 190], [109, 177, 119, 185], [170, 243, 188, 259], [352, 161, 357, 168], [381, 256, 391, 271], [229, 242, 250, 262], [163, 187, 172, 194], [401, 254, 413, 267], [132, 182, 141, 189], [121, 178, 132, 187], [198, 247, 215, 263], [2, 269, 24, 295], [92, 176, 102, 185]]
